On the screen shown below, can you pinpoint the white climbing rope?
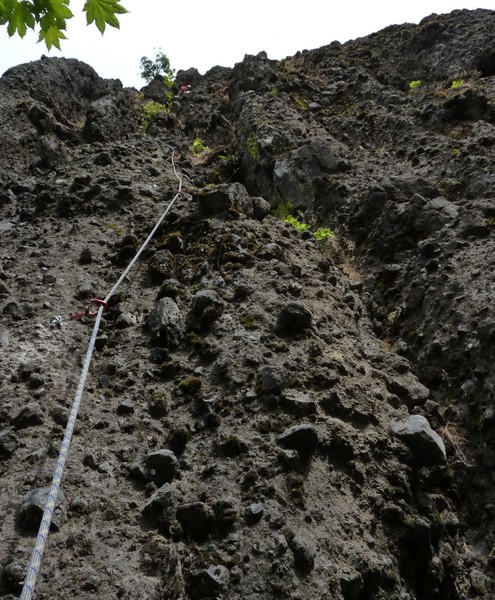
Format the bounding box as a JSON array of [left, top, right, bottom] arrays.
[[20, 147, 183, 600], [104, 145, 183, 303], [19, 307, 104, 600]]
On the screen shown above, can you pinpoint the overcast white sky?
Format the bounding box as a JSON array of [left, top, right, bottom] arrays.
[[0, 1, 492, 89]]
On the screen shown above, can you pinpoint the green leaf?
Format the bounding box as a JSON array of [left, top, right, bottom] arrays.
[[50, 0, 73, 20], [39, 12, 67, 35], [314, 227, 334, 241], [20, 1, 35, 28], [2, 0, 35, 37], [38, 23, 67, 50], [0, 0, 17, 18], [0, 0, 9, 26], [84, 0, 128, 35], [284, 215, 310, 233], [1, 0, 127, 48]]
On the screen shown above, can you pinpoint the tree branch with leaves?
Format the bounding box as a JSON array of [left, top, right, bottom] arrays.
[[140, 49, 175, 85], [0, 0, 128, 50]]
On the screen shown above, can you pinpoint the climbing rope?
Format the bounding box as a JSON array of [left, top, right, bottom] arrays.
[[20, 147, 183, 600]]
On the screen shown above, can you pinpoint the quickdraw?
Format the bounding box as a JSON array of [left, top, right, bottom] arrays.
[[51, 298, 108, 326]]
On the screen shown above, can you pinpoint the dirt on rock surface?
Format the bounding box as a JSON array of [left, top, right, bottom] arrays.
[[1, 8, 495, 600]]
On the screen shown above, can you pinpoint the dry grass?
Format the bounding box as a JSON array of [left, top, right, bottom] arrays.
[[439, 421, 472, 467], [380, 338, 392, 352], [342, 261, 363, 282]]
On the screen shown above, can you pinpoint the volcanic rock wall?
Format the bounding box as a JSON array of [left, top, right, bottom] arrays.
[[0, 8, 494, 600]]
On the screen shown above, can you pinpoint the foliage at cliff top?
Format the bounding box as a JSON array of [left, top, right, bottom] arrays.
[[0, 0, 128, 50], [140, 49, 175, 85]]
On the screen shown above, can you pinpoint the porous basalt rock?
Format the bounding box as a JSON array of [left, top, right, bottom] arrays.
[[17, 487, 66, 533], [1, 10, 495, 599], [129, 450, 178, 485], [148, 297, 183, 347]]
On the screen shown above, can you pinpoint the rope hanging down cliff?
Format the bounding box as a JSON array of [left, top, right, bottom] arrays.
[[19, 146, 183, 600]]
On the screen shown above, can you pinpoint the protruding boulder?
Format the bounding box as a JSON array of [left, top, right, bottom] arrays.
[[177, 502, 215, 541], [277, 301, 312, 335], [129, 449, 178, 485], [197, 182, 268, 219], [289, 536, 315, 574], [17, 487, 66, 533], [188, 289, 224, 328], [280, 392, 317, 416], [0, 428, 19, 457], [387, 375, 430, 409], [187, 565, 229, 600], [148, 297, 183, 347], [256, 366, 285, 396], [278, 424, 319, 459], [245, 502, 264, 524], [11, 402, 44, 429], [142, 483, 178, 532], [390, 415, 446, 465]]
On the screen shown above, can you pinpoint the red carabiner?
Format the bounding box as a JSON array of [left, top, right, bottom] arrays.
[[86, 298, 108, 316], [69, 298, 108, 321]]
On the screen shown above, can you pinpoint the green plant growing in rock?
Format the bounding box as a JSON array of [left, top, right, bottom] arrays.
[[409, 79, 422, 92], [450, 79, 464, 89], [272, 201, 293, 220], [284, 215, 335, 245], [257, 417, 273, 434], [190, 138, 209, 156], [139, 98, 170, 131], [185, 331, 203, 348], [239, 315, 258, 330], [246, 133, 260, 160], [314, 227, 335, 242], [292, 95, 308, 110], [178, 376, 202, 397], [286, 473, 306, 508], [284, 214, 309, 233]]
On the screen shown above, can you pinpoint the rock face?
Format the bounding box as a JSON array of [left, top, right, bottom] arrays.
[[1, 8, 495, 600]]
